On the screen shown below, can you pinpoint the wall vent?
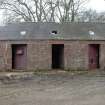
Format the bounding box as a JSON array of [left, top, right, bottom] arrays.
[[89, 30, 95, 36], [20, 31, 27, 36], [51, 30, 58, 35]]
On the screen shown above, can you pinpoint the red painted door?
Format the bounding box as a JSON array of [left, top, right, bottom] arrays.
[[88, 44, 99, 69], [12, 45, 27, 69]]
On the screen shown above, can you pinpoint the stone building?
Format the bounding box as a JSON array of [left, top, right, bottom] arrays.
[[0, 22, 105, 71]]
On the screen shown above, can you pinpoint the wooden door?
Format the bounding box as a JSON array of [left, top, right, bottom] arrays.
[[12, 45, 27, 69], [88, 44, 99, 69]]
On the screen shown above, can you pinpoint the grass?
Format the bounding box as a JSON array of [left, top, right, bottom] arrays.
[[33, 69, 105, 78], [33, 69, 89, 76], [1, 69, 103, 77]]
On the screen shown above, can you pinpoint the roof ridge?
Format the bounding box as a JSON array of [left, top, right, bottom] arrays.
[[5, 22, 105, 26]]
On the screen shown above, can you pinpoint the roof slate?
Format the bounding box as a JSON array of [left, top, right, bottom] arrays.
[[0, 22, 105, 40]]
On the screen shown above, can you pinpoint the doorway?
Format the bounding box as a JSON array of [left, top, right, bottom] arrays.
[[12, 44, 27, 70], [88, 44, 100, 69], [52, 44, 64, 69]]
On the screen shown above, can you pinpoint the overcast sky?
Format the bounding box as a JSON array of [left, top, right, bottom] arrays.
[[88, 0, 105, 12]]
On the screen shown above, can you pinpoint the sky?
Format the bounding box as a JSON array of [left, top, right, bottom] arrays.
[[87, 0, 105, 12]]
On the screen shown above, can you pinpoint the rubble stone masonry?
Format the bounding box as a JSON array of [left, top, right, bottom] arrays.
[[0, 40, 104, 71]]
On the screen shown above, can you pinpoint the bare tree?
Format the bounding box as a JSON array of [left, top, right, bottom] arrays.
[[78, 9, 105, 23], [55, 0, 89, 22], [0, 0, 49, 23], [0, 0, 89, 23]]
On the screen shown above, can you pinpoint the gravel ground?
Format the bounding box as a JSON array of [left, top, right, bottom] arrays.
[[0, 71, 105, 105]]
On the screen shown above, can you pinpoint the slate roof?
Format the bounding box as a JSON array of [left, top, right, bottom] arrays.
[[0, 22, 105, 40]]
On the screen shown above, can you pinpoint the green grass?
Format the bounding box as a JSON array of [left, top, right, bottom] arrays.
[[33, 69, 89, 76]]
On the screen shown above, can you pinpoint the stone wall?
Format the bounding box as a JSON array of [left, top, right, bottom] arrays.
[[27, 41, 51, 70], [64, 41, 88, 70], [0, 40, 105, 71]]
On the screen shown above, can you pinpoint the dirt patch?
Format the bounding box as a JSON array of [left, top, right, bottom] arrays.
[[0, 70, 105, 105]]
